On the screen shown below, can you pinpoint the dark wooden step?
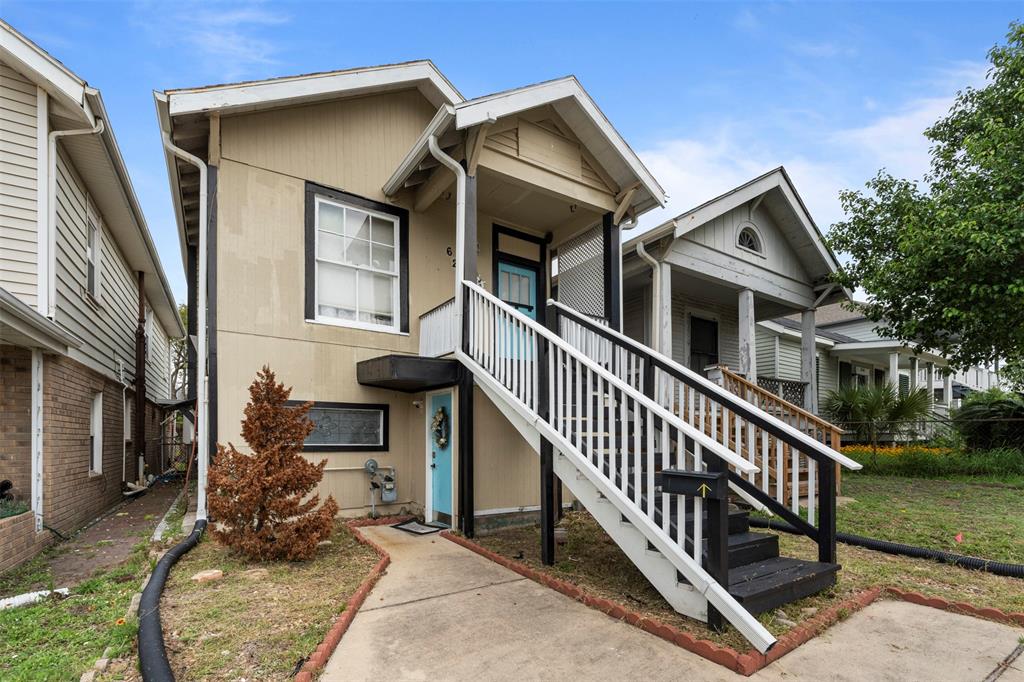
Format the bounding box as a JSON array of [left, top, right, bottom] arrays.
[[727, 557, 839, 615], [720, 531, 779, 567]]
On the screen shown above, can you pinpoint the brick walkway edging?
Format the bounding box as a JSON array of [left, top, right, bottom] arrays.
[[294, 515, 413, 682], [442, 532, 1024, 676]]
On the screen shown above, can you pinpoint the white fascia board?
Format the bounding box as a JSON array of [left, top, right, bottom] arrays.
[[0, 21, 89, 125], [775, 171, 840, 275], [381, 105, 455, 197], [757, 320, 835, 347], [0, 287, 79, 353], [454, 77, 666, 209], [673, 172, 781, 239], [167, 62, 462, 117], [155, 92, 190, 276]]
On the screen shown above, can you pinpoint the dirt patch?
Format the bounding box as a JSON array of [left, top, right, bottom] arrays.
[[104, 520, 379, 681]]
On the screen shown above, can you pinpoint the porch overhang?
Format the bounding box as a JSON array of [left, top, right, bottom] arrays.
[[357, 354, 462, 393], [830, 341, 947, 368], [383, 77, 666, 221], [0, 288, 79, 354]]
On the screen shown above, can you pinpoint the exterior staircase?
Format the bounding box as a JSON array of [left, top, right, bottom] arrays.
[[451, 281, 861, 653]]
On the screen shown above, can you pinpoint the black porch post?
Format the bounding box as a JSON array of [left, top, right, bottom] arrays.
[[602, 211, 622, 332], [704, 456, 729, 632], [539, 303, 557, 564], [817, 458, 837, 563], [458, 165, 478, 538]]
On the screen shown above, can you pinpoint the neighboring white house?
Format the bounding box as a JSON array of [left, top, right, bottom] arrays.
[[0, 21, 183, 573]]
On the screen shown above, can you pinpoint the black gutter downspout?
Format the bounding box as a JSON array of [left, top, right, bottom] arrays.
[[206, 167, 218, 463], [186, 244, 197, 402], [138, 520, 207, 681]]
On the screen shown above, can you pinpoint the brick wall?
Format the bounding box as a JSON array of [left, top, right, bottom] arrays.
[[0, 511, 50, 574], [42, 354, 132, 534], [0, 346, 31, 500]]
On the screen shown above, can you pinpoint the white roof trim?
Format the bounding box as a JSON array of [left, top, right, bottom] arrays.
[[0, 287, 80, 354], [0, 19, 90, 125], [454, 77, 665, 209], [757, 320, 835, 347], [381, 105, 455, 197], [166, 61, 463, 117]]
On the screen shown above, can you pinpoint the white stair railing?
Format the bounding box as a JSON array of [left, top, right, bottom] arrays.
[[418, 297, 456, 357], [550, 299, 861, 564], [458, 280, 776, 653]]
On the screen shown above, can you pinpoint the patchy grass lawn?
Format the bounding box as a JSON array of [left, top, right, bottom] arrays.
[[102, 522, 378, 681], [839, 474, 1024, 563], [474, 509, 1024, 652], [0, 541, 148, 681]]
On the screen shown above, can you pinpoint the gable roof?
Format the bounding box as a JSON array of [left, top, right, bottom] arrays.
[[1, 20, 183, 337], [624, 166, 841, 285], [163, 60, 463, 118]]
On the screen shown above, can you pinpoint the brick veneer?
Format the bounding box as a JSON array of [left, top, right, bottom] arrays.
[[0, 346, 32, 501], [0, 511, 50, 574]]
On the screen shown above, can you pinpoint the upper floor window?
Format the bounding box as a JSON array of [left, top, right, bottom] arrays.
[[305, 182, 409, 333], [86, 215, 102, 299], [737, 225, 763, 255]]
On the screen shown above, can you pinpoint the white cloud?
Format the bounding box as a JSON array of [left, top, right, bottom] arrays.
[[788, 41, 858, 58]]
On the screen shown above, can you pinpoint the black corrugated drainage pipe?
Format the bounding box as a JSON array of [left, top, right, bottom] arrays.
[[139, 519, 207, 681], [749, 517, 1024, 578]]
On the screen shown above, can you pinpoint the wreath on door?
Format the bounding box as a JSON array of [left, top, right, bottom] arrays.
[[431, 405, 449, 449]]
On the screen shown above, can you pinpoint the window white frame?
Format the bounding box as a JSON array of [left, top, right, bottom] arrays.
[[90, 392, 103, 474], [86, 199, 102, 301], [312, 195, 402, 333], [736, 221, 766, 258]]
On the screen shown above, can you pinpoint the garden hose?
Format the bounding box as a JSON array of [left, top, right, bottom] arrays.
[[748, 517, 1024, 579], [139, 519, 207, 682]]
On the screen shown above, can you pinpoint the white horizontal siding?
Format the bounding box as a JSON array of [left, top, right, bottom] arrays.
[[822, 318, 878, 341], [777, 335, 802, 382], [755, 326, 776, 377], [53, 145, 139, 384], [623, 286, 648, 347], [145, 310, 172, 400], [818, 350, 839, 397], [0, 61, 38, 307]]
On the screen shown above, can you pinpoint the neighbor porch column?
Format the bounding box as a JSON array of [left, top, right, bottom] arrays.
[[657, 262, 673, 407], [943, 369, 953, 408], [909, 356, 919, 392], [738, 289, 756, 380], [887, 351, 900, 390], [925, 361, 935, 400], [602, 212, 622, 331], [800, 308, 816, 412]]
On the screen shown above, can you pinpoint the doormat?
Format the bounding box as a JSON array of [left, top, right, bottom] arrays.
[[392, 519, 446, 535]]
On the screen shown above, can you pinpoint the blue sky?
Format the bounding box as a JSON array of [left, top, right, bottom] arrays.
[[4, 1, 1018, 303]]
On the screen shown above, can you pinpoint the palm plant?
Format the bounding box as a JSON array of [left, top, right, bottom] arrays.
[[823, 383, 933, 463]]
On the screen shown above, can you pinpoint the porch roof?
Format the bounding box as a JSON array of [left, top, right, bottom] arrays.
[[0, 287, 80, 354], [829, 340, 948, 368], [382, 77, 666, 218]]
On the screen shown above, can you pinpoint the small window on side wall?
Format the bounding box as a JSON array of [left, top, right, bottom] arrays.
[[737, 224, 763, 255], [90, 392, 103, 473], [305, 182, 409, 334], [290, 401, 389, 452], [86, 215, 102, 300]]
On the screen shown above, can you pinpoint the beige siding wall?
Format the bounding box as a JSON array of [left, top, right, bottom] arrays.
[[53, 146, 139, 384], [0, 60, 39, 306], [214, 91, 546, 516]]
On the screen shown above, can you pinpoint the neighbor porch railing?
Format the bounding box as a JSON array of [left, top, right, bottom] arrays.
[[708, 365, 844, 496], [756, 376, 808, 407], [419, 297, 456, 357]]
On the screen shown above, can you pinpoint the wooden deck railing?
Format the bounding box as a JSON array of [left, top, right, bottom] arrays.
[[707, 365, 843, 495]]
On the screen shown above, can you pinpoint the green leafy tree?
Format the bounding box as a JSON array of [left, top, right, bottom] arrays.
[[823, 384, 933, 463], [828, 22, 1024, 370]]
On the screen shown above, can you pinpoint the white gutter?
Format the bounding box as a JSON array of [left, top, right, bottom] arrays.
[[159, 132, 209, 522], [426, 135, 466, 351], [634, 240, 660, 352], [47, 119, 104, 318]]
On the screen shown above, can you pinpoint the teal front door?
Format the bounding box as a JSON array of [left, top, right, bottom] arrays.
[[429, 391, 453, 523], [497, 261, 538, 320]]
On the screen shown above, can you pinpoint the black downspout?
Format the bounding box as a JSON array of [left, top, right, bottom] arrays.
[[186, 244, 197, 402], [206, 167, 219, 463], [539, 303, 558, 565], [134, 271, 147, 483]]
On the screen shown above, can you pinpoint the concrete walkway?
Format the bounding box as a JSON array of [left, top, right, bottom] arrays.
[[323, 527, 1024, 682]]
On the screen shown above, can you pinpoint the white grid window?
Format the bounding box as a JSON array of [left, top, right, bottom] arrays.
[[314, 196, 400, 332]]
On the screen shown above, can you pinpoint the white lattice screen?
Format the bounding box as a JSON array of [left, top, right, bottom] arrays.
[[556, 226, 605, 319]]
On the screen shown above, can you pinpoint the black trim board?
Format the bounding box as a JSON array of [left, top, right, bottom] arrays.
[[207, 166, 219, 460], [285, 400, 390, 452], [304, 181, 410, 332], [356, 354, 461, 393], [491, 223, 548, 325]]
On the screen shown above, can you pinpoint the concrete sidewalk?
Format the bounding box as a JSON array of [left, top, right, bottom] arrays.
[[322, 527, 1024, 681]]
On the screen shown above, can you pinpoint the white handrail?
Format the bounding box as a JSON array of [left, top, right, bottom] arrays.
[[463, 280, 758, 476], [549, 299, 861, 471]]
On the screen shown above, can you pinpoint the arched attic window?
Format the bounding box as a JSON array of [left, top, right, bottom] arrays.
[[737, 224, 764, 255]]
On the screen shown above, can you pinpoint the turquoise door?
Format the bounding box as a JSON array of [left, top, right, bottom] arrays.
[[429, 392, 453, 520], [497, 261, 538, 320]]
